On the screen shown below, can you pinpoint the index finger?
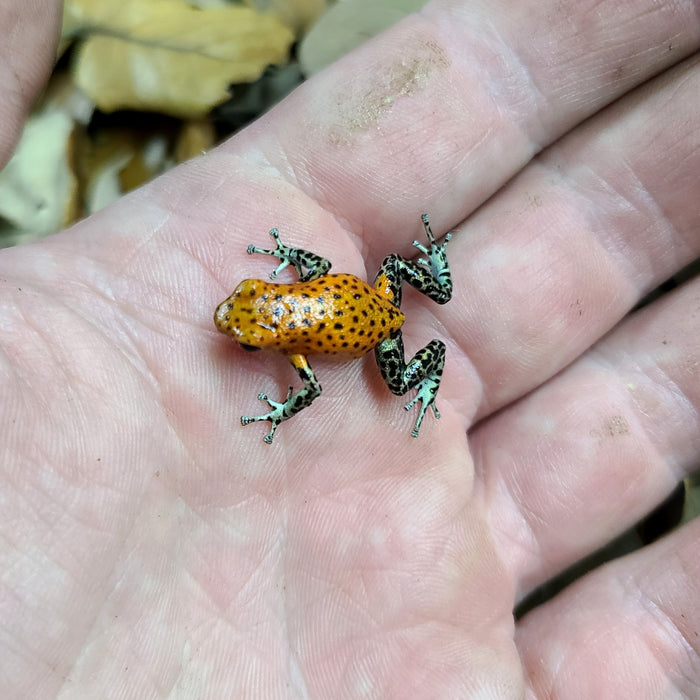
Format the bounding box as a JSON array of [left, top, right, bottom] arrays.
[[222, 0, 700, 257]]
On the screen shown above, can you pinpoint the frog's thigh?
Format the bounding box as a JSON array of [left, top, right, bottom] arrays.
[[375, 334, 408, 394], [375, 335, 446, 395]]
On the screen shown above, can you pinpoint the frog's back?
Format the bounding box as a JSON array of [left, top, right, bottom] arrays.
[[216, 273, 404, 357]]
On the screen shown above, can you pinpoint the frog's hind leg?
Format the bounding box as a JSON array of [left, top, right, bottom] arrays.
[[373, 214, 453, 307], [375, 333, 446, 438], [241, 354, 322, 443], [372, 214, 452, 437], [247, 228, 332, 282]]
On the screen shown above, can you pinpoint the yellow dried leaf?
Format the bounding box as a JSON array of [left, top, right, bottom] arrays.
[[65, 0, 294, 116], [175, 119, 216, 162], [63, 0, 293, 64], [74, 35, 261, 117]]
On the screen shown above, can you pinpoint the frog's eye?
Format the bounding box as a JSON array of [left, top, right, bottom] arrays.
[[239, 344, 261, 352]]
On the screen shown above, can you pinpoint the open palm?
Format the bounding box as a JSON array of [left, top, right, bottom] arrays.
[[2, 1, 699, 697]]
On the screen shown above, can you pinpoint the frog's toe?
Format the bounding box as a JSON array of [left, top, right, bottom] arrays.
[[404, 378, 441, 437], [253, 387, 292, 410], [241, 411, 269, 427], [269, 259, 291, 280], [241, 410, 281, 442], [262, 426, 277, 444], [257, 392, 273, 407]]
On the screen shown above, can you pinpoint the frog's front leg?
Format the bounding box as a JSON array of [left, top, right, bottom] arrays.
[[247, 227, 332, 282], [241, 354, 321, 443], [375, 334, 445, 437]]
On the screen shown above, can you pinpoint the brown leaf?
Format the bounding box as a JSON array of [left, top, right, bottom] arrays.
[[65, 0, 294, 116]]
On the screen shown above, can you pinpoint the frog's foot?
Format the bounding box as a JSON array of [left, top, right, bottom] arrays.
[[246, 228, 297, 280], [241, 386, 294, 444], [412, 214, 452, 302], [375, 336, 446, 438], [403, 375, 441, 438], [241, 357, 322, 443], [247, 227, 331, 282]]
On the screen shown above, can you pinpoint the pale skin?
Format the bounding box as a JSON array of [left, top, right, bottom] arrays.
[[2, 0, 699, 696]]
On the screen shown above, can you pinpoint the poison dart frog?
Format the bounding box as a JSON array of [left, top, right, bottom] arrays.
[[214, 214, 453, 444]]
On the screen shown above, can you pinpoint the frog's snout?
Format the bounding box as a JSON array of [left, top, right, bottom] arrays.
[[215, 286, 263, 348], [214, 296, 236, 334]]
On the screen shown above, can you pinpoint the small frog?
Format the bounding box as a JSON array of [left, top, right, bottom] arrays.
[[214, 214, 453, 444]]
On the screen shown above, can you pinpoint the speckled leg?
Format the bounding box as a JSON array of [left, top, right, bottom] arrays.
[[375, 335, 446, 437], [247, 228, 332, 282], [241, 354, 321, 444], [374, 214, 452, 307], [373, 214, 453, 437]]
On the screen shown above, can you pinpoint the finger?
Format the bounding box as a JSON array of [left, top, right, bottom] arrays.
[[516, 517, 700, 698], [473, 271, 700, 596], [0, 0, 62, 168], [224, 0, 700, 255], [440, 53, 700, 422]]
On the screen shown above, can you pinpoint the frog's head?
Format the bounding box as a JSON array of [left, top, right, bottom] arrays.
[[214, 279, 272, 350]]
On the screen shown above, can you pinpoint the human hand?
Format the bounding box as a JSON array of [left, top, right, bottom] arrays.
[[2, 0, 699, 697]]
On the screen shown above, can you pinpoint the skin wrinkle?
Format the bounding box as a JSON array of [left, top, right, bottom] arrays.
[[642, 371, 695, 473], [271, 142, 312, 203], [644, 590, 698, 669], [13, 274, 159, 402], [0, 62, 24, 167], [630, 554, 700, 692], [603, 283, 700, 465], [451, 11, 548, 147], [475, 440, 544, 599], [592, 165, 668, 284], [538, 145, 679, 295]]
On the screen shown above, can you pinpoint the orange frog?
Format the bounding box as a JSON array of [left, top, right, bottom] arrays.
[[214, 215, 452, 443]]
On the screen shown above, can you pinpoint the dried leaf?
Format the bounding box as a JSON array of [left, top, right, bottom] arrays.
[[77, 128, 173, 213], [175, 119, 216, 162], [75, 36, 254, 117], [63, 0, 293, 63], [65, 0, 294, 116]]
